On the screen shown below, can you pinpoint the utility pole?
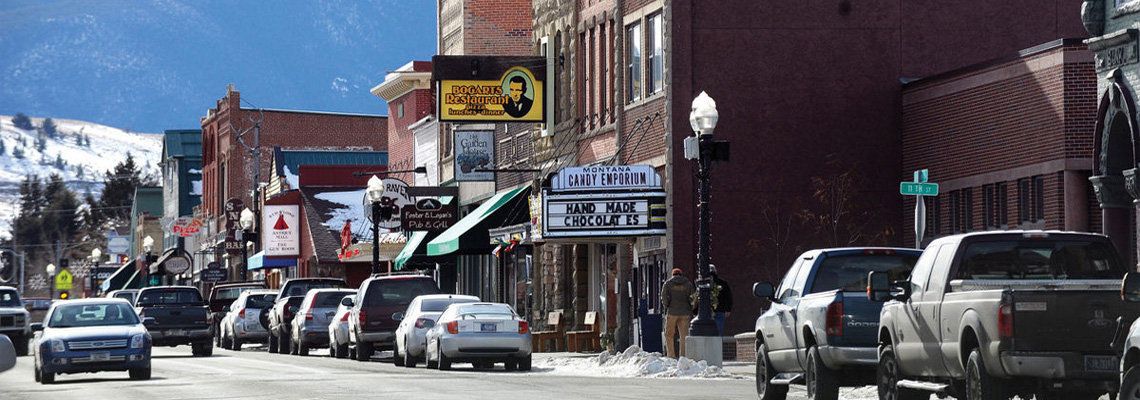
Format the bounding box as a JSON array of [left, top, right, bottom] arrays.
[[232, 109, 264, 271]]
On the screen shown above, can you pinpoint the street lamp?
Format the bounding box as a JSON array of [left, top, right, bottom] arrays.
[[45, 263, 56, 299], [142, 235, 155, 286], [365, 175, 387, 275], [89, 248, 102, 296], [239, 207, 256, 281], [685, 91, 730, 362]]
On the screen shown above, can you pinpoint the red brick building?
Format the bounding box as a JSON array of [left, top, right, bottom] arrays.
[[902, 40, 1106, 253], [372, 61, 434, 184], [198, 85, 387, 282]]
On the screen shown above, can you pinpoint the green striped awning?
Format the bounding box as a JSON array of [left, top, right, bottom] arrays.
[[426, 186, 529, 256]]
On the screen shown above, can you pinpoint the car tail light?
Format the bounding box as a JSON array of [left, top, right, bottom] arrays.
[[518, 321, 528, 334], [863, 249, 896, 255], [305, 309, 313, 321], [415, 318, 431, 329], [284, 308, 292, 320], [825, 302, 843, 336], [238, 308, 246, 319], [447, 320, 459, 334], [998, 304, 1014, 339], [359, 310, 367, 326], [340, 312, 349, 322]]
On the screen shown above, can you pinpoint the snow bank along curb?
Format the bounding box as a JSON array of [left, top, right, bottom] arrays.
[[534, 345, 744, 379]]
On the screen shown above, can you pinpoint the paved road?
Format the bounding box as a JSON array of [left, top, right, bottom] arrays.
[[0, 344, 758, 400]]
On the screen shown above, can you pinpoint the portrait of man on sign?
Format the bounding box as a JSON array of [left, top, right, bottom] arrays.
[[502, 73, 533, 118]]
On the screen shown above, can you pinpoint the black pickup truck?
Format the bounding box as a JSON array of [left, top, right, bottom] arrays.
[[870, 231, 1136, 400], [135, 286, 213, 356]]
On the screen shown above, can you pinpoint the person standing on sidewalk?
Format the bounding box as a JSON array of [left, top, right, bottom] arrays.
[[710, 264, 733, 335], [660, 268, 695, 358]]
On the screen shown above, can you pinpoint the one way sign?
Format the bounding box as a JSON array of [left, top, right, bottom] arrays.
[[416, 198, 442, 211]]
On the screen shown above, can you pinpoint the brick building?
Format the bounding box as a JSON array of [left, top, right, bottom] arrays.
[[197, 85, 387, 284], [901, 40, 1106, 255]]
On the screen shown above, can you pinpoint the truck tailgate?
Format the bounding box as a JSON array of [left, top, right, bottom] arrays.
[[144, 306, 209, 329], [1008, 286, 1137, 353], [836, 291, 881, 347]]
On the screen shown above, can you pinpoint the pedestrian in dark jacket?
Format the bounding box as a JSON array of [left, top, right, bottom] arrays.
[[710, 264, 733, 335], [660, 268, 694, 358]]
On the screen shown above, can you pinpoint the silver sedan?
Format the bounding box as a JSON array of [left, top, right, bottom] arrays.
[[394, 294, 479, 367], [424, 302, 532, 371]]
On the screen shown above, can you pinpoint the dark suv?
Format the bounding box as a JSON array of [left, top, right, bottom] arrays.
[[348, 274, 439, 362]]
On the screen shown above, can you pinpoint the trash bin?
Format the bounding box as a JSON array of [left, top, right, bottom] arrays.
[[638, 299, 662, 354]]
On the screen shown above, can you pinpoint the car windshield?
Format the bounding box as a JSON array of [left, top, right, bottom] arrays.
[[137, 289, 203, 305], [113, 292, 137, 303], [958, 240, 1125, 280], [215, 286, 261, 302], [48, 303, 139, 327], [284, 281, 346, 297], [314, 291, 352, 307], [363, 279, 440, 307], [421, 298, 477, 312], [0, 290, 20, 307], [810, 253, 920, 293], [245, 294, 276, 309]]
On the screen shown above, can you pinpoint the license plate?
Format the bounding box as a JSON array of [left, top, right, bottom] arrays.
[[480, 323, 497, 332], [1085, 355, 1117, 372], [166, 329, 186, 336], [91, 351, 110, 361]]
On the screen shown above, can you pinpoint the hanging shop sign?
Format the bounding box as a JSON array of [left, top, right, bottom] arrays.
[[164, 255, 191, 276], [400, 199, 457, 232], [372, 178, 413, 229], [202, 262, 227, 283], [167, 217, 205, 238], [542, 192, 667, 238], [528, 194, 544, 242], [263, 205, 300, 257], [551, 165, 662, 192], [433, 55, 545, 122], [454, 130, 496, 182]]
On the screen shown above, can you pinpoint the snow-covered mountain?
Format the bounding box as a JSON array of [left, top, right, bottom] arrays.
[[0, 115, 162, 239]]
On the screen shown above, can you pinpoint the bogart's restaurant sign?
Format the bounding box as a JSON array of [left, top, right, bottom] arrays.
[[542, 165, 666, 238], [433, 55, 545, 123]]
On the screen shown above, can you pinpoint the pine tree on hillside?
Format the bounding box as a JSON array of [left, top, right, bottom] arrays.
[[78, 191, 106, 246], [84, 134, 91, 147], [0, 139, 6, 156], [12, 113, 33, 130], [74, 133, 83, 146], [15, 175, 46, 263], [34, 135, 46, 152], [12, 147, 24, 159], [99, 153, 145, 224], [54, 154, 65, 169], [42, 118, 57, 138], [74, 165, 84, 178], [42, 174, 81, 256]]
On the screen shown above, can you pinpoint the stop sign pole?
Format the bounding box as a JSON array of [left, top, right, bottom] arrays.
[[900, 169, 939, 249]]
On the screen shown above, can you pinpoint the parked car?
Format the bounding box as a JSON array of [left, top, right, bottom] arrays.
[[288, 288, 355, 356], [32, 298, 153, 383], [1111, 272, 1140, 399], [349, 273, 440, 362], [23, 297, 52, 324], [424, 302, 531, 371], [394, 294, 480, 367], [219, 289, 277, 351], [869, 231, 1134, 400], [208, 282, 267, 347], [134, 286, 213, 356], [0, 286, 30, 356], [328, 295, 355, 359], [266, 278, 347, 354], [751, 247, 921, 400], [106, 289, 140, 306]]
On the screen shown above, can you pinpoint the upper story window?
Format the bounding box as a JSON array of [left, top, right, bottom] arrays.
[[627, 22, 642, 103], [647, 12, 663, 95], [398, 103, 404, 119]]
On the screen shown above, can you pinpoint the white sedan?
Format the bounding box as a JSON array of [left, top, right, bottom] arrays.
[[424, 302, 532, 371], [219, 289, 277, 351], [394, 294, 479, 367], [327, 295, 355, 359]]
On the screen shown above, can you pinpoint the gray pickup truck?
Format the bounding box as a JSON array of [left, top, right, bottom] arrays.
[[870, 231, 1135, 400], [751, 248, 920, 400], [0, 287, 30, 356], [135, 286, 213, 356]]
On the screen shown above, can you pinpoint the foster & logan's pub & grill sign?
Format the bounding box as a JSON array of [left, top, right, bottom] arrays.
[[542, 165, 666, 238]]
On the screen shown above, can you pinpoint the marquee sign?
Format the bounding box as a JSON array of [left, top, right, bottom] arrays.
[[433, 55, 545, 122], [551, 165, 662, 192], [542, 192, 667, 238]]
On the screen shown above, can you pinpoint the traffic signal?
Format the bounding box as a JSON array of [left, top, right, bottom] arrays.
[[58, 291, 69, 299]]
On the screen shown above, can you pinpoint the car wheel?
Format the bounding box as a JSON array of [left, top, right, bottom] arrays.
[[1122, 366, 1140, 400], [503, 360, 516, 371], [279, 330, 292, 355], [426, 341, 438, 369], [329, 343, 337, 358], [356, 340, 373, 361], [297, 339, 309, 356], [41, 367, 55, 384], [403, 347, 415, 367], [129, 367, 151, 380], [231, 336, 242, 352], [966, 347, 1006, 400], [806, 345, 839, 400], [878, 345, 923, 400], [438, 344, 452, 371], [290, 337, 300, 355], [33, 364, 40, 382], [394, 346, 405, 366], [199, 342, 213, 357], [13, 337, 28, 356], [214, 323, 222, 347], [337, 343, 349, 359], [519, 355, 532, 371], [756, 343, 788, 400]]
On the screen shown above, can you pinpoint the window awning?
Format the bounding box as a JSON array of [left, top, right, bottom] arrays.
[[248, 250, 298, 271], [426, 186, 530, 256], [100, 259, 142, 292]]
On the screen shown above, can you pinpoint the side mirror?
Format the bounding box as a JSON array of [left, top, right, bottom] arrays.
[[31, 323, 44, 332], [392, 312, 404, 321], [1123, 272, 1140, 302], [341, 297, 354, 307], [868, 271, 892, 302], [143, 317, 156, 327], [752, 282, 775, 300]]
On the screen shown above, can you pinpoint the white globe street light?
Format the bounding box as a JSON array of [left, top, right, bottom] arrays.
[[142, 236, 155, 254]]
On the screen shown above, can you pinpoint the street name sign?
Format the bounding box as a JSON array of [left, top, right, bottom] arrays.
[[899, 182, 939, 196]]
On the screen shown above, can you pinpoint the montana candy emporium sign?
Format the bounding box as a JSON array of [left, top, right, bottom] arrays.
[[542, 165, 666, 238], [433, 55, 545, 122]]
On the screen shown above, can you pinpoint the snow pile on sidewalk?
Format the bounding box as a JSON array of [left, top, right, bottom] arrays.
[[535, 345, 743, 379]]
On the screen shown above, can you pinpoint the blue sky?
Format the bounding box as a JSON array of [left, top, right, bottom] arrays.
[[0, 0, 438, 133]]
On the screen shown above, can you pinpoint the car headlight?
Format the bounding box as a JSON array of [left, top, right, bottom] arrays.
[[50, 338, 65, 353], [131, 334, 146, 349]]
